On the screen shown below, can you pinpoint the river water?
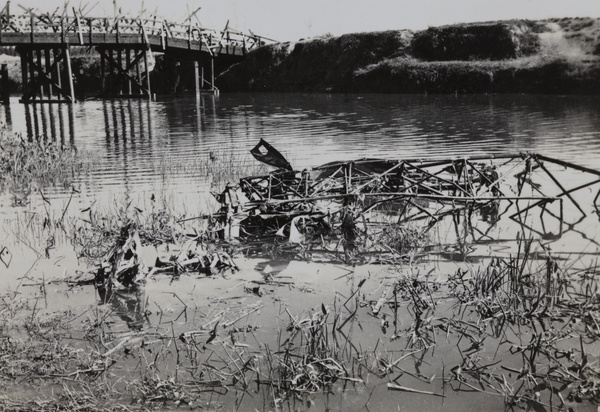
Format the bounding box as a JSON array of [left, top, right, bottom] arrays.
[[2, 92, 600, 271], [1, 93, 599, 201], [0, 93, 599, 411]]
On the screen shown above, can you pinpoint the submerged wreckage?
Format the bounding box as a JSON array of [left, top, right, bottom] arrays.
[[91, 139, 600, 288], [210, 139, 600, 261]]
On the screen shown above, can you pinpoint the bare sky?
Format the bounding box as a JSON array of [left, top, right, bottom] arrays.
[[10, 0, 600, 41]]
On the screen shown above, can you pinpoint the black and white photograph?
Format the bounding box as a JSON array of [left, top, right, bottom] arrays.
[[0, 0, 599, 410]]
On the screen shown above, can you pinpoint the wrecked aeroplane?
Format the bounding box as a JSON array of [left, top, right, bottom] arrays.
[[210, 139, 600, 262]]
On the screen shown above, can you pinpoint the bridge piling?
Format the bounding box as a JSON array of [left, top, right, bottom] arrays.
[[143, 47, 151, 99], [1, 63, 8, 104], [44, 49, 52, 99], [1, 6, 272, 103], [101, 52, 106, 93], [98, 45, 152, 98], [64, 46, 76, 103], [125, 49, 129, 94], [194, 61, 200, 97], [17, 45, 76, 103], [36, 49, 43, 100]]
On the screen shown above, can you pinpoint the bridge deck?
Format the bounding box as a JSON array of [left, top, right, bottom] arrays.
[[0, 8, 274, 102], [0, 13, 270, 56], [0, 33, 245, 55]]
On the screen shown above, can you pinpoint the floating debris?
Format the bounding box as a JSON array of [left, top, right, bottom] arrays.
[[87, 222, 238, 289], [150, 249, 238, 277], [95, 223, 146, 288], [0, 246, 12, 268]]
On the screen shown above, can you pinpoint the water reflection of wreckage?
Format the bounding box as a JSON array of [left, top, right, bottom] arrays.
[[211, 140, 600, 261]]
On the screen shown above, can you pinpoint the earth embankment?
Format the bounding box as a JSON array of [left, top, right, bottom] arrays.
[[217, 18, 600, 94]]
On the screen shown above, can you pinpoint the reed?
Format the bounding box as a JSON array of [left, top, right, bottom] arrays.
[[157, 150, 267, 189], [70, 196, 183, 262], [0, 246, 598, 411], [0, 128, 87, 201]]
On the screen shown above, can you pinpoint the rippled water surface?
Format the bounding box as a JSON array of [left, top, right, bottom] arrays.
[[1, 93, 599, 200]]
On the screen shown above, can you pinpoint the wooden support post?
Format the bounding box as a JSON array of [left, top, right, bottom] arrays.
[[75, 9, 84, 45], [100, 49, 105, 95], [210, 56, 215, 93], [136, 56, 142, 95], [45, 49, 53, 100], [61, 18, 65, 43], [27, 49, 36, 102], [109, 49, 114, 95], [126, 47, 132, 95], [19, 49, 28, 101], [63, 46, 76, 103], [117, 48, 122, 94], [36, 49, 44, 100], [1, 64, 9, 104], [143, 47, 151, 99], [54, 48, 62, 93], [30, 15, 34, 43], [201, 66, 204, 90], [53, 49, 61, 100], [194, 60, 200, 97]]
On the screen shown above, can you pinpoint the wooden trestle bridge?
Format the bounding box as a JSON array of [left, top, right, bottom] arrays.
[[0, 2, 272, 103]]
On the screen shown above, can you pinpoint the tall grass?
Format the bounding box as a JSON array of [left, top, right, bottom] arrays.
[[0, 128, 86, 201]]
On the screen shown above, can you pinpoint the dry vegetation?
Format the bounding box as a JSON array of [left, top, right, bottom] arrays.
[[218, 17, 600, 94]]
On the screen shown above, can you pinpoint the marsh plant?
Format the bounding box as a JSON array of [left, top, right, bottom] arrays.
[[157, 149, 267, 190], [0, 129, 86, 203], [70, 196, 182, 262], [0, 243, 599, 411]]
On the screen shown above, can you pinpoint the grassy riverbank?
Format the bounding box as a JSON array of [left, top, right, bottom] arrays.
[[217, 17, 600, 94]]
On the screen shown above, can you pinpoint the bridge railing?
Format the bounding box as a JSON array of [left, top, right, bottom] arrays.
[[0, 12, 272, 53]]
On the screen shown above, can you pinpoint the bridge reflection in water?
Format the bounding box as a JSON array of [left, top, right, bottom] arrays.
[[21, 100, 156, 146], [2, 94, 217, 152], [17, 99, 160, 146], [102, 99, 154, 143], [24, 102, 74, 144]]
